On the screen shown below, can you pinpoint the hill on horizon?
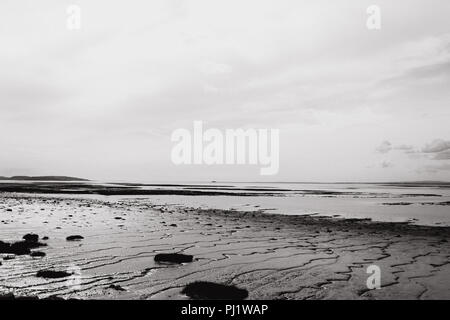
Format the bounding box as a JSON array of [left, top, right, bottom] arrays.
[[0, 175, 89, 181]]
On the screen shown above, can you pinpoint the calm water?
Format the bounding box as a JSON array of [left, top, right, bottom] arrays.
[[2, 180, 449, 226], [120, 182, 450, 227]]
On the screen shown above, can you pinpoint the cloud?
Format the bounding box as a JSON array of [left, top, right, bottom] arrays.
[[376, 141, 392, 154], [381, 161, 393, 168], [422, 139, 450, 153], [393, 144, 414, 152], [433, 150, 450, 160], [389, 139, 450, 160]]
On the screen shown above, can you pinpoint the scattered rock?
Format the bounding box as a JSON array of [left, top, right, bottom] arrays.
[[66, 235, 84, 241], [36, 270, 71, 279], [154, 253, 193, 264], [182, 281, 248, 300]]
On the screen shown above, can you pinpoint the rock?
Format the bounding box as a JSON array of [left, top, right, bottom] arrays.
[[30, 251, 46, 257], [169, 223, 177, 227], [181, 281, 248, 300], [0, 240, 10, 252], [66, 235, 84, 241], [0, 293, 16, 300], [1, 239, 46, 255], [10, 243, 31, 255], [0, 293, 64, 300], [36, 270, 71, 279], [154, 253, 193, 264], [108, 284, 126, 291], [23, 233, 39, 243], [42, 236, 49, 240]]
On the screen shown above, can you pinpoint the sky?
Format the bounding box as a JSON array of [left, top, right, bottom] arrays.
[[1, 0, 450, 182]]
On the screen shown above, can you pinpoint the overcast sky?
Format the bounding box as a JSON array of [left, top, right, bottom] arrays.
[[1, 0, 450, 182]]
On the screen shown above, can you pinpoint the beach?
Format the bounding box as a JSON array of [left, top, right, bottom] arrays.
[[1, 185, 449, 300]]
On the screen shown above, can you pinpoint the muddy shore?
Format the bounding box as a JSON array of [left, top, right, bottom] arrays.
[[0, 193, 449, 300]]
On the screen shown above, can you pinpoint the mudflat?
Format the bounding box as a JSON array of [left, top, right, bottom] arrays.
[[0, 193, 449, 300]]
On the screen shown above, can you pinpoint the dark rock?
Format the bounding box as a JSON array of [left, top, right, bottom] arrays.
[[0, 293, 39, 300], [0, 293, 16, 300], [382, 202, 413, 206], [30, 251, 46, 257], [1, 239, 47, 255], [23, 233, 39, 243], [0, 293, 65, 300], [0, 240, 10, 252], [154, 253, 193, 264], [169, 223, 177, 227], [108, 284, 126, 291], [181, 281, 248, 300], [45, 295, 66, 300], [6, 242, 30, 255], [66, 235, 84, 241], [42, 236, 49, 240], [22, 240, 46, 249], [36, 270, 71, 279]]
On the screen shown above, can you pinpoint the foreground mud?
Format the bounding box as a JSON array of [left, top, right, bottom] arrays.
[[0, 194, 449, 300]]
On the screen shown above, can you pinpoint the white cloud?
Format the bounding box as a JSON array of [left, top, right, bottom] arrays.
[[422, 139, 450, 153], [376, 141, 392, 154]]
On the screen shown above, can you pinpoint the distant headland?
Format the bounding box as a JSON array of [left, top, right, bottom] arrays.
[[0, 176, 89, 181]]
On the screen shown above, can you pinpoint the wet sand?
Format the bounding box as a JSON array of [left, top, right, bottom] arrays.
[[0, 193, 449, 300]]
